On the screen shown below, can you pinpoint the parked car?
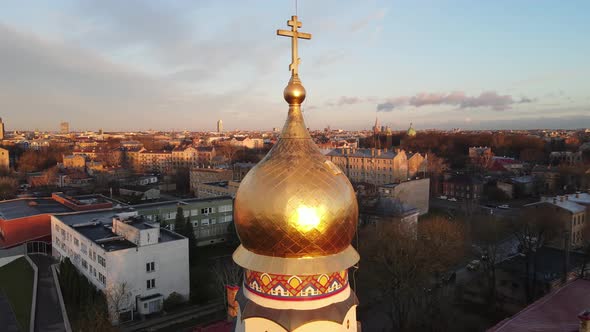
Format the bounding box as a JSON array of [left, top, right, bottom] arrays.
[[448, 197, 458, 202], [498, 204, 510, 209], [439, 195, 448, 199], [467, 260, 481, 271]]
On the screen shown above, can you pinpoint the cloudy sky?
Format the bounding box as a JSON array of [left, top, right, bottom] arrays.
[[1, 0, 589, 131]]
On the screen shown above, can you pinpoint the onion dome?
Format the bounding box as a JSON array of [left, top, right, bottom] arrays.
[[233, 73, 358, 258], [407, 122, 417, 137]]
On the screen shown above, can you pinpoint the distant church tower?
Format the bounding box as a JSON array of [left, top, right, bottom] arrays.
[[232, 15, 360, 332], [217, 119, 223, 133], [0, 118, 5, 140], [407, 122, 417, 137]]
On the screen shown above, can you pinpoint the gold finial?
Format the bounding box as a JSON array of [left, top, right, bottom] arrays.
[[277, 15, 312, 76]]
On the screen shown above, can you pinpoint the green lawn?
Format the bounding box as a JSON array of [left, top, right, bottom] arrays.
[[0, 257, 34, 332]]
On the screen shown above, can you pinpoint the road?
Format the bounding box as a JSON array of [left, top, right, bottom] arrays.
[[29, 255, 66, 332]]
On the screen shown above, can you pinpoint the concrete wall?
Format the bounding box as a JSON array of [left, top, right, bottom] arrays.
[[380, 178, 430, 216]]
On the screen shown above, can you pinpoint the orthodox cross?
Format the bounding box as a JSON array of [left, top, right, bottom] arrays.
[[277, 15, 312, 75]]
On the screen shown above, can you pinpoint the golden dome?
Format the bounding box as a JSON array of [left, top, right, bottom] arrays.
[[234, 76, 358, 258]]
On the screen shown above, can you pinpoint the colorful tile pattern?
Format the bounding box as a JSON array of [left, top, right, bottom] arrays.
[[244, 269, 348, 300]]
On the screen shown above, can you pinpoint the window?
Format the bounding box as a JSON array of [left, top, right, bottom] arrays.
[[98, 273, 106, 285], [201, 207, 213, 215], [147, 279, 156, 289], [74, 238, 79, 246], [219, 204, 233, 213], [82, 260, 88, 270], [97, 255, 106, 268], [201, 219, 210, 226], [146, 262, 155, 272]]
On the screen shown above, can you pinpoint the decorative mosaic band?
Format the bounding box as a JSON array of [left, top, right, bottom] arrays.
[[244, 269, 348, 301]]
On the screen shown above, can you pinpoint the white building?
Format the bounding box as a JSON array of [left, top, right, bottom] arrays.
[[51, 210, 190, 322]]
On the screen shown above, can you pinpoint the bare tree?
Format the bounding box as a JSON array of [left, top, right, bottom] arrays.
[[471, 216, 511, 305], [360, 217, 466, 331], [105, 282, 132, 324], [211, 257, 243, 318], [511, 208, 562, 302]]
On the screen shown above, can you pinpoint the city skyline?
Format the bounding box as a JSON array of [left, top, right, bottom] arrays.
[[1, 0, 589, 131]]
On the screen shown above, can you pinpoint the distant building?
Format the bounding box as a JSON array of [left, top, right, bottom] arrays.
[[442, 174, 483, 200], [52, 211, 189, 322], [496, 175, 534, 199], [360, 197, 419, 238], [228, 137, 263, 149], [550, 151, 583, 165], [0, 193, 116, 249], [377, 178, 430, 216], [232, 162, 256, 181], [373, 117, 380, 135], [119, 186, 160, 201], [134, 197, 234, 247], [217, 119, 223, 133], [62, 154, 87, 169], [189, 168, 233, 196], [0, 117, 5, 140], [195, 180, 240, 198], [60, 121, 69, 134], [532, 165, 560, 194], [325, 148, 426, 185], [0, 147, 9, 171], [526, 193, 590, 248], [469, 146, 493, 159]]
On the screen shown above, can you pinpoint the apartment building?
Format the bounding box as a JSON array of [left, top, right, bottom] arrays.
[[526, 193, 590, 248], [52, 210, 189, 322], [325, 148, 426, 185], [133, 197, 234, 246]]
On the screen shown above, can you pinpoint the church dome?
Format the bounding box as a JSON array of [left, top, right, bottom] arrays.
[[407, 123, 417, 137], [234, 75, 358, 258]]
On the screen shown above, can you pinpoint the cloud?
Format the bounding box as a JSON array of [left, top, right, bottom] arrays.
[[377, 102, 396, 112], [350, 9, 387, 32], [70, 0, 282, 83], [0, 23, 282, 131], [376, 91, 533, 112]]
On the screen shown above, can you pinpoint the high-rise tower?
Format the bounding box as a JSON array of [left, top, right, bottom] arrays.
[[0, 118, 4, 140], [232, 15, 360, 332], [217, 119, 223, 133]]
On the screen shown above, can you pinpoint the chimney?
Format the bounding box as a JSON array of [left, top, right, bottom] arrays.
[[371, 148, 375, 157], [377, 149, 382, 156], [384, 148, 388, 153], [560, 196, 564, 202], [579, 310, 590, 332]]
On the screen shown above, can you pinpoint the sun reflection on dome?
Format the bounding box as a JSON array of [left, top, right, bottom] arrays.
[[293, 205, 321, 232]]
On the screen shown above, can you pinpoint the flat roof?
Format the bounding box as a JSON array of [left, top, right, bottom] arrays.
[[132, 196, 232, 209], [0, 198, 73, 220], [56, 209, 183, 250], [74, 223, 136, 251]]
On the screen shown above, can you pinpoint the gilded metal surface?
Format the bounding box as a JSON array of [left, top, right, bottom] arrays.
[[233, 245, 360, 275], [277, 15, 311, 75], [234, 14, 358, 258], [234, 102, 358, 257]]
